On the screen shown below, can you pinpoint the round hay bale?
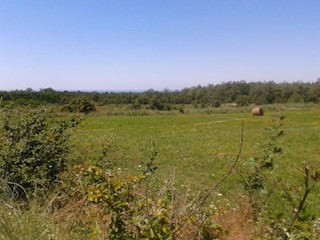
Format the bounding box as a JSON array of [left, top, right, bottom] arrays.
[[251, 107, 264, 116]]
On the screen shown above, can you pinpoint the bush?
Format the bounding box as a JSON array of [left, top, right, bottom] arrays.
[[61, 97, 96, 114], [149, 97, 172, 111], [0, 107, 78, 199]]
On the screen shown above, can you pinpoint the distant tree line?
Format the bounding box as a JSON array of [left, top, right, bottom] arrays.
[[1, 80, 320, 110]]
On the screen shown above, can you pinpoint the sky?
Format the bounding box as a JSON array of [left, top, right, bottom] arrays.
[[0, 0, 319, 91]]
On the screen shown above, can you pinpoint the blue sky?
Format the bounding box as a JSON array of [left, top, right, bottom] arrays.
[[0, 0, 319, 91]]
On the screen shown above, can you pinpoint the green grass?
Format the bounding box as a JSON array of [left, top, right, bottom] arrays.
[[1, 104, 319, 238], [71, 106, 320, 203], [0, 200, 71, 240]]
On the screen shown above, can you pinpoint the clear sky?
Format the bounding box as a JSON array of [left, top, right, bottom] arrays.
[[0, 0, 319, 91]]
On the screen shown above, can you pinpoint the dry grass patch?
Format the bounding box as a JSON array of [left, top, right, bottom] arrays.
[[212, 197, 257, 240]]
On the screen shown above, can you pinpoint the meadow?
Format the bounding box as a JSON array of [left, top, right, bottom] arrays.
[[73, 105, 320, 194], [1, 103, 320, 239]]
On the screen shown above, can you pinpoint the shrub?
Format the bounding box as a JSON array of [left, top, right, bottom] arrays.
[[240, 114, 320, 239], [54, 141, 230, 239], [0, 107, 78, 199], [149, 97, 172, 111], [61, 97, 96, 114]]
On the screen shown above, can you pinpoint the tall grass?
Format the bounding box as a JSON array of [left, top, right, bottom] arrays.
[[0, 179, 73, 240], [0, 203, 57, 240]]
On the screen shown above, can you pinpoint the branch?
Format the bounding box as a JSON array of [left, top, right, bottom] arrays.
[[173, 120, 244, 236], [289, 165, 311, 230], [196, 120, 244, 209]]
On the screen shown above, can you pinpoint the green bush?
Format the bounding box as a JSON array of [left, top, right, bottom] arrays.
[[0, 107, 77, 199], [55, 142, 227, 239], [61, 97, 96, 114]]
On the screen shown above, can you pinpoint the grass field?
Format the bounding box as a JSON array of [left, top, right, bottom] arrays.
[[1, 104, 319, 239], [72, 105, 320, 206]]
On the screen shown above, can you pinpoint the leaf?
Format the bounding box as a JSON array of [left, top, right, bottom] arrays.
[[150, 228, 155, 238]]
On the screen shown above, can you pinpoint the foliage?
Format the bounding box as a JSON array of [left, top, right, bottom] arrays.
[[240, 114, 320, 239], [242, 114, 285, 193], [62, 97, 96, 114], [59, 160, 175, 239], [0, 107, 78, 198], [2, 80, 320, 108], [149, 96, 172, 111], [56, 141, 227, 239]]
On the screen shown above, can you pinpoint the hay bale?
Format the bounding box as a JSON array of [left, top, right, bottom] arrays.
[[251, 107, 264, 116]]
